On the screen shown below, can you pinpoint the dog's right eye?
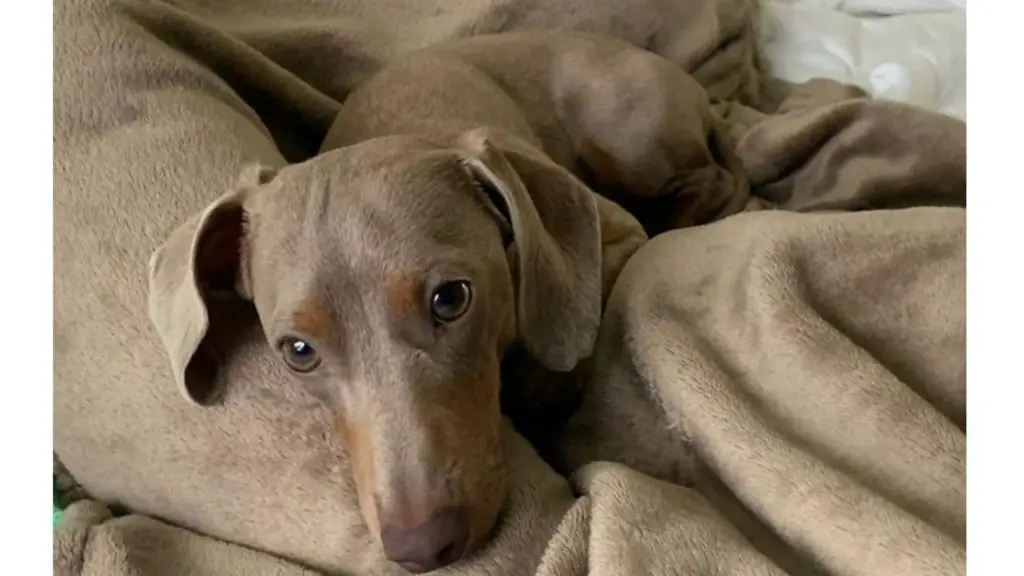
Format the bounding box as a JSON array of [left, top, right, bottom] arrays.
[[278, 337, 322, 373]]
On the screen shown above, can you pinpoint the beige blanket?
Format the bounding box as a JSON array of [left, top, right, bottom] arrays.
[[53, 0, 966, 574]]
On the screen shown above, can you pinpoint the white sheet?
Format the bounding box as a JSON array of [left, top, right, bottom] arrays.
[[759, 0, 966, 119]]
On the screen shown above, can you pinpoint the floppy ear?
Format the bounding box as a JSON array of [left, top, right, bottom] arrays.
[[457, 129, 602, 372], [147, 164, 276, 405]]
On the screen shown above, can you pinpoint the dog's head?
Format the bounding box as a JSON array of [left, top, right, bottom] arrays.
[[147, 129, 602, 573]]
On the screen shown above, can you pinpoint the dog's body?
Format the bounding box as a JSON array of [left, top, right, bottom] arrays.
[[56, 31, 750, 574], [324, 32, 749, 234]]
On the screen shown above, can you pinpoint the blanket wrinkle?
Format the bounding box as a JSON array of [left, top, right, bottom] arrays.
[[54, 0, 966, 574], [731, 99, 967, 211], [555, 208, 965, 576]]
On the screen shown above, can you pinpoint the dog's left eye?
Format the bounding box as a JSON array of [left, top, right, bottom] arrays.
[[430, 280, 473, 323], [278, 337, 322, 373]]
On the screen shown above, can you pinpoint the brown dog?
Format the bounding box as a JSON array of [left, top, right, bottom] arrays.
[[147, 31, 748, 573]]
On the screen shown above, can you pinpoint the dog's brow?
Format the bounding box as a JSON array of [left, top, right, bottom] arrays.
[[386, 273, 423, 321], [292, 298, 331, 340]]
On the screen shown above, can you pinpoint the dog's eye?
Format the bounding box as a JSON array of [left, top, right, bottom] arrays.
[[430, 280, 473, 323], [278, 337, 322, 373]]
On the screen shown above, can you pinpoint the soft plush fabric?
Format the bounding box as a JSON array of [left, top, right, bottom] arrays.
[[53, 0, 965, 574]]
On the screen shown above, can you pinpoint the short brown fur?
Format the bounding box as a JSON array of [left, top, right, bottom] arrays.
[[143, 31, 756, 572], [292, 299, 332, 341], [386, 274, 423, 323]]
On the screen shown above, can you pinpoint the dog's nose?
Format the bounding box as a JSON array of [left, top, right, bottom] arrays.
[[380, 507, 470, 573]]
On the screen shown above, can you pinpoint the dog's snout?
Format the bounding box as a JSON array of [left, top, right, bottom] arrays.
[[381, 507, 470, 573]]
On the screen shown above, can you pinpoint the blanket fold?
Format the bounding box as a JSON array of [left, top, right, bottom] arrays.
[[54, 0, 966, 574], [54, 500, 320, 576], [553, 207, 965, 576]]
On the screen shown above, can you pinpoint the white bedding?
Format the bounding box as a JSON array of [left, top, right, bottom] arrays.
[[760, 0, 966, 119]]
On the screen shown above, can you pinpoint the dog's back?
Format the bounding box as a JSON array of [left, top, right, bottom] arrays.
[[323, 31, 684, 165], [325, 30, 745, 233]]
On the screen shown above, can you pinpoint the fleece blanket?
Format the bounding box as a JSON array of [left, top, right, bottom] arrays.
[[53, 0, 966, 574]]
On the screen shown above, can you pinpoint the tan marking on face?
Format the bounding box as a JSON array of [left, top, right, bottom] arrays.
[[348, 356, 505, 545], [454, 357, 506, 540], [393, 354, 505, 542], [386, 274, 422, 321], [336, 415, 381, 534], [292, 299, 331, 340]]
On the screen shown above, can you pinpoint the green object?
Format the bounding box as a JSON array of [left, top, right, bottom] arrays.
[[53, 484, 63, 530]]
